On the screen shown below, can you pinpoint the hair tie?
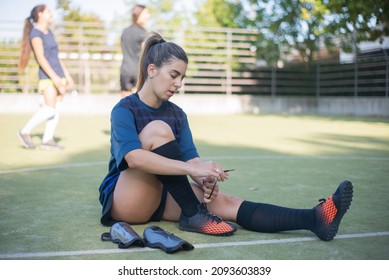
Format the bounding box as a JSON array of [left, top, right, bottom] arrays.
[[159, 38, 166, 44], [28, 16, 34, 25]]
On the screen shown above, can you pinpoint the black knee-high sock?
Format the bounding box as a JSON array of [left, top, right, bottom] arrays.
[[236, 201, 315, 232], [152, 140, 200, 217]]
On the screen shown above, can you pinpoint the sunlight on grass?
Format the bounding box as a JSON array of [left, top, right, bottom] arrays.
[[188, 115, 389, 156], [1, 113, 389, 171], [0, 114, 111, 170]]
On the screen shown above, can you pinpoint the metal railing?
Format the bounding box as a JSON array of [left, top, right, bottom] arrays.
[[0, 21, 258, 94], [0, 20, 387, 97]]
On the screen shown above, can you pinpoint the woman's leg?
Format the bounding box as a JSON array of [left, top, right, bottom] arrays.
[[18, 85, 58, 148], [42, 84, 59, 108], [110, 120, 200, 224], [42, 91, 64, 146], [110, 120, 236, 236], [162, 183, 243, 222], [110, 167, 165, 224], [110, 120, 172, 224], [163, 180, 353, 241], [233, 180, 353, 241]]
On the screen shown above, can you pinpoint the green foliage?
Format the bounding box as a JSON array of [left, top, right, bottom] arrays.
[[121, 0, 193, 29], [325, 0, 388, 52], [57, 0, 387, 66], [0, 41, 22, 93], [55, 0, 106, 49], [56, 0, 103, 23], [195, 0, 244, 28], [242, 0, 387, 65], [148, 0, 182, 27]]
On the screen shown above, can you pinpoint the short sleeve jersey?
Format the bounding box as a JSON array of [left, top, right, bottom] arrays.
[[98, 93, 199, 219], [29, 28, 65, 79]]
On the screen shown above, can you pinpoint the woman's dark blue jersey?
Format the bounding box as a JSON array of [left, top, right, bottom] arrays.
[[98, 93, 199, 225], [29, 28, 65, 80]]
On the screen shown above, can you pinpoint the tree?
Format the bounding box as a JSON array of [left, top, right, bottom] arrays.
[[325, 0, 389, 53], [122, 0, 204, 30], [56, 0, 103, 23], [242, 0, 388, 65], [243, 0, 332, 65], [56, 0, 106, 51], [195, 0, 244, 28]]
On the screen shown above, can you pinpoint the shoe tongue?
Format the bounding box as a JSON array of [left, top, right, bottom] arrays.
[[205, 210, 222, 223], [198, 203, 222, 223], [212, 215, 222, 223]]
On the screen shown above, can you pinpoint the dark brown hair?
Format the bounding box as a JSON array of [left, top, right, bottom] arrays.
[[18, 4, 46, 71], [136, 32, 189, 91]]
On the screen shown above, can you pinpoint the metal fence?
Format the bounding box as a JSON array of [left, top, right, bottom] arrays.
[[0, 20, 388, 97]]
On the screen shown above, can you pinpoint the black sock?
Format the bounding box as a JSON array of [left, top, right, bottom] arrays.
[[152, 140, 200, 217], [236, 201, 315, 233]]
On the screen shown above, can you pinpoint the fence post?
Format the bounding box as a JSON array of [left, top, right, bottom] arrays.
[[271, 67, 276, 97], [316, 36, 321, 99], [384, 48, 388, 98], [316, 62, 321, 99], [353, 30, 358, 97], [177, 28, 186, 95], [226, 30, 232, 95]]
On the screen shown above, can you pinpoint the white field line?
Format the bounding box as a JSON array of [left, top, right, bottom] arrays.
[[0, 161, 107, 174], [1, 155, 389, 174], [0, 231, 388, 259]]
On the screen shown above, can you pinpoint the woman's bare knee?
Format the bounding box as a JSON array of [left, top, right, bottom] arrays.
[[43, 86, 58, 108], [139, 120, 175, 150]]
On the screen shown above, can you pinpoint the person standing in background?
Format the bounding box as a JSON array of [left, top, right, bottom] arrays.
[[120, 4, 149, 97], [18, 4, 73, 151]]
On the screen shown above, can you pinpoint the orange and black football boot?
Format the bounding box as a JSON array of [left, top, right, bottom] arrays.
[[179, 203, 237, 236], [312, 180, 353, 241]]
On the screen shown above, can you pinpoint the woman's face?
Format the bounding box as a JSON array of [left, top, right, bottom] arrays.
[[149, 59, 187, 103], [38, 7, 53, 25], [137, 8, 150, 26]]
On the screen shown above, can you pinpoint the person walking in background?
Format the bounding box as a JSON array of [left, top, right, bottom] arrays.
[[17, 4, 73, 151], [120, 4, 149, 97]]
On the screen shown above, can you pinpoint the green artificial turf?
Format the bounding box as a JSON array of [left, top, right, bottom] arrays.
[[1, 113, 388, 260]]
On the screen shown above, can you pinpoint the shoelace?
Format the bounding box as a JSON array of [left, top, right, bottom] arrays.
[[199, 203, 222, 223], [316, 198, 326, 206]]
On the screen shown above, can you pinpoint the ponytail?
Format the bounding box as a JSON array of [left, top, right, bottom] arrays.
[[18, 4, 46, 72], [136, 32, 188, 91], [18, 17, 34, 71]]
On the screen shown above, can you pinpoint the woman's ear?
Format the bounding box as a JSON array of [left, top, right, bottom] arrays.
[[147, 64, 157, 78]]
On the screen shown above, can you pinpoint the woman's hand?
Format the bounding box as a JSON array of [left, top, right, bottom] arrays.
[[202, 176, 219, 203], [65, 76, 74, 91], [52, 76, 66, 95], [187, 158, 232, 203], [60, 60, 74, 91], [189, 160, 228, 181]]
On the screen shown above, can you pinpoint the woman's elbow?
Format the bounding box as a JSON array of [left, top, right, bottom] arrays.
[[124, 149, 142, 169]]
